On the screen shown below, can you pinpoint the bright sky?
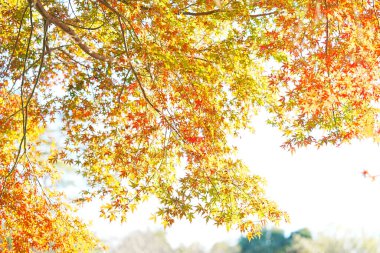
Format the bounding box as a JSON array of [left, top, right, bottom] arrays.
[[75, 112, 380, 251]]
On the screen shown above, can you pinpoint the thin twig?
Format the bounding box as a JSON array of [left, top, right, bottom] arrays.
[[117, 68, 131, 107], [183, 9, 277, 18], [1, 6, 48, 196], [117, 16, 183, 140], [3, 6, 28, 76]]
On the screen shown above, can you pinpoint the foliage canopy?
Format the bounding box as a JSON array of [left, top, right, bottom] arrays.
[[1, 0, 380, 251]]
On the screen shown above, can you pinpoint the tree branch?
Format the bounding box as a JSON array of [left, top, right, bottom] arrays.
[[182, 9, 277, 18], [250, 10, 278, 18], [183, 9, 223, 16], [30, 0, 113, 62]]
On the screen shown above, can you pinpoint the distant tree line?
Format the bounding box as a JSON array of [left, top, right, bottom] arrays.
[[112, 228, 380, 253]]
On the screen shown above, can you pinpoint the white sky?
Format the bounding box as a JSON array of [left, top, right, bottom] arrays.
[[75, 113, 380, 251]]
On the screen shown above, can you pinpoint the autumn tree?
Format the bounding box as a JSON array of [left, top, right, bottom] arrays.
[[1, 0, 380, 251]]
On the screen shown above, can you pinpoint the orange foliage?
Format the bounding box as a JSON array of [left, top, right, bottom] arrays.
[[1, 0, 380, 250]]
